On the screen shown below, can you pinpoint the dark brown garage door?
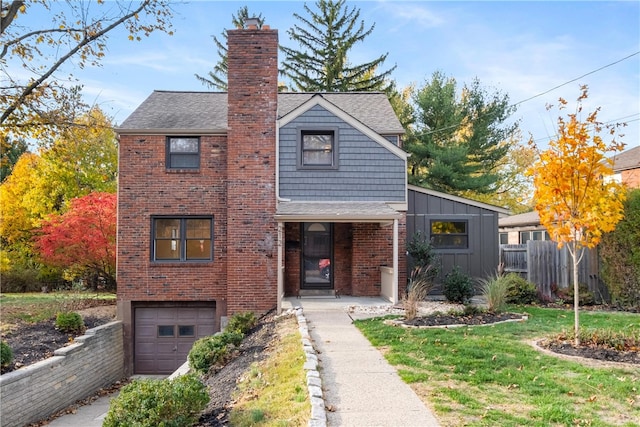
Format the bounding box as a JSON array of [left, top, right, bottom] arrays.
[[134, 305, 216, 374]]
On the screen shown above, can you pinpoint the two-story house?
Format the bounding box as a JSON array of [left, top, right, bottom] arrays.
[[116, 25, 407, 375]]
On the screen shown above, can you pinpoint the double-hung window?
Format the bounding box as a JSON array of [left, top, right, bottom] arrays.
[[152, 217, 213, 262], [167, 137, 200, 169], [299, 128, 338, 169], [430, 220, 468, 249]]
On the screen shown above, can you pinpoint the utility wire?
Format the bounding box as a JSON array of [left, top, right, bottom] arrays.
[[414, 52, 640, 138], [512, 51, 640, 106]]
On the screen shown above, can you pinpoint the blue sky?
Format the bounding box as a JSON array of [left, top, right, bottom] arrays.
[[19, 1, 640, 149]]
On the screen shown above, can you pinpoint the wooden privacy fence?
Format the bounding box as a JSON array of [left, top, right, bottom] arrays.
[[499, 240, 608, 302]]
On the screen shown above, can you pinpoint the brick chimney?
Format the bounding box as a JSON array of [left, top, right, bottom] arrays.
[[226, 23, 279, 313]]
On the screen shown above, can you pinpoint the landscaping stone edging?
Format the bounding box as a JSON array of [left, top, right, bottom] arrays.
[[383, 315, 529, 329], [290, 307, 327, 427]]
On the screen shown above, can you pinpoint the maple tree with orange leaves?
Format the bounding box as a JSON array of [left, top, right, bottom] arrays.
[[34, 192, 117, 289], [528, 86, 627, 345]]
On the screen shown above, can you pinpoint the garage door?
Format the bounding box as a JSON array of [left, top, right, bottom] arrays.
[[134, 305, 216, 374]]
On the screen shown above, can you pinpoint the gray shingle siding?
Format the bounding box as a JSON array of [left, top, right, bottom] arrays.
[[279, 105, 406, 202]]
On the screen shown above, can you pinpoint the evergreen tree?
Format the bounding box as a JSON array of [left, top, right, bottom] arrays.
[[406, 71, 519, 194], [195, 7, 264, 91], [280, 0, 395, 92], [0, 137, 28, 182]]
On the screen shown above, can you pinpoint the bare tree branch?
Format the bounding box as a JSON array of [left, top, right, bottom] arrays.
[[1, 0, 24, 35]]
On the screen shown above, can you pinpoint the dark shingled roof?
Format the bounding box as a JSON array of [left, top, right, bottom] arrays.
[[498, 210, 540, 227], [611, 145, 640, 172], [118, 91, 404, 135]]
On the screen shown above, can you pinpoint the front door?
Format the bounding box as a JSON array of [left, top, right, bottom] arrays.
[[302, 222, 332, 289]]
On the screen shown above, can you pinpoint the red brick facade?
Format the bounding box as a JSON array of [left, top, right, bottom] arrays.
[[226, 28, 279, 313], [622, 168, 640, 189], [116, 25, 407, 374], [284, 220, 407, 297]]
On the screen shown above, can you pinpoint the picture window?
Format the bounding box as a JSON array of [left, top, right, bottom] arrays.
[[430, 220, 468, 249], [152, 216, 213, 262]]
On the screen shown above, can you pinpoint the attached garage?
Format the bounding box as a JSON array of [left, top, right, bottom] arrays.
[[134, 303, 216, 374]]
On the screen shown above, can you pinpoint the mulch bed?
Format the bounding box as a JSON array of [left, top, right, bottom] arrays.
[[1, 316, 110, 374], [403, 311, 525, 327], [539, 340, 640, 365]]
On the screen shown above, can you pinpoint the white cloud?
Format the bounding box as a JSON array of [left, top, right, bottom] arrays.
[[375, 1, 446, 31]]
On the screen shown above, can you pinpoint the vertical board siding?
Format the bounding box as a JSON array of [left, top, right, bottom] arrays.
[[499, 241, 606, 302], [279, 105, 406, 201], [407, 189, 500, 287]]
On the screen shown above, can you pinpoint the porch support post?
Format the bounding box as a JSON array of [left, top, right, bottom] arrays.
[[393, 218, 399, 304], [277, 222, 284, 314]]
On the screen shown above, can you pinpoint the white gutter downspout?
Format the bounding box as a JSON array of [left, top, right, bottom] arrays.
[[393, 218, 399, 304]]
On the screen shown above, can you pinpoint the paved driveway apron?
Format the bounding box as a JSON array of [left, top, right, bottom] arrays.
[[302, 302, 440, 427]]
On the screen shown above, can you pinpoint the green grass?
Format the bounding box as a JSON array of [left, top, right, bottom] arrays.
[[356, 306, 640, 426], [0, 291, 115, 329], [229, 315, 310, 426]]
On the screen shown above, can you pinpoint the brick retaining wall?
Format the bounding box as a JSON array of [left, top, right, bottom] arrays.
[[0, 321, 124, 427]]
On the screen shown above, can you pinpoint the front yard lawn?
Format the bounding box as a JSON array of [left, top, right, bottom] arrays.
[[356, 306, 639, 427], [0, 291, 115, 331]]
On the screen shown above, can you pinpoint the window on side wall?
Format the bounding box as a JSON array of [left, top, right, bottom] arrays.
[[166, 137, 200, 170], [299, 128, 338, 169], [430, 220, 468, 249], [521, 230, 550, 243], [152, 216, 213, 262]]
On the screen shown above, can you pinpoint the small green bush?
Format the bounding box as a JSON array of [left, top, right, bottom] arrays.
[[1, 341, 13, 367], [188, 330, 244, 375], [504, 273, 538, 305], [226, 311, 256, 335], [407, 231, 440, 279], [55, 311, 84, 333], [103, 373, 209, 427], [558, 283, 595, 306], [478, 274, 509, 313], [462, 304, 486, 316], [443, 266, 474, 304]]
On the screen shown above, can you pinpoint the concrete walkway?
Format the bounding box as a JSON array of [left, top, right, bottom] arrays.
[[284, 296, 440, 427], [46, 297, 439, 427]]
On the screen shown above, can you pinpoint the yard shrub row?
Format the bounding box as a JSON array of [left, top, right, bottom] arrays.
[[188, 311, 256, 375]]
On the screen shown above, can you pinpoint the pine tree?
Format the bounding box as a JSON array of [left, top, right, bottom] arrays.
[[195, 7, 265, 91], [406, 71, 519, 194], [280, 0, 395, 92]]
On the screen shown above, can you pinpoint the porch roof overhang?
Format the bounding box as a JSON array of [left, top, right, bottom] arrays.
[[275, 201, 403, 224]]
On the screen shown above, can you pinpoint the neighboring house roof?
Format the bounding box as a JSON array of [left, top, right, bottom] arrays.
[[408, 185, 511, 216], [118, 91, 404, 135], [498, 210, 540, 227], [610, 145, 640, 172]]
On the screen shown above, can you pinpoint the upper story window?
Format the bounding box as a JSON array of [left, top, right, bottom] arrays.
[[152, 216, 213, 262], [299, 128, 338, 169], [430, 220, 468, 249], [167, 137, 200, 170]]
